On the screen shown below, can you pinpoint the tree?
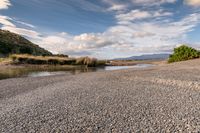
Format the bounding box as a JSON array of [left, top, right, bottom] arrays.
[[168, 45, 200, 63]]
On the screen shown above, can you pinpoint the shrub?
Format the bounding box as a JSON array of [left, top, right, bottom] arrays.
[[168, 45, 200, 63]]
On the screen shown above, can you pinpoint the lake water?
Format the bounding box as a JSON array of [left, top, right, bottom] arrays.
[[0, 64, 154, 80]]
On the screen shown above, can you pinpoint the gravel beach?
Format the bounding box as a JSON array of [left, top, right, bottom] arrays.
[[0, 59, 200, 132]]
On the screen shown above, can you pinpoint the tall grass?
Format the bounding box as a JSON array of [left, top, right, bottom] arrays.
[[10, 54, 76, 65], [75, 57, 97, 67], [10, 54, 106, 67]]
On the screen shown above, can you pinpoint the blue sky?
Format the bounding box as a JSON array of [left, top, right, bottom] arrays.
[[0, 0, 200, 59]]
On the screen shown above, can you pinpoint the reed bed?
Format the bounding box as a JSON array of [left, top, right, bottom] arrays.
[[10, 54, 106, 67], [10, 54, 76, 65]]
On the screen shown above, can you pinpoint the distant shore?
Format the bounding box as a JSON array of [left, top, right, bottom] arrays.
[[107, 59, 167, 66]]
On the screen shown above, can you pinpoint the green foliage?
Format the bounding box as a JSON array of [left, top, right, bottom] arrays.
[[168, 45, 200, 63], [0, 30, 52, 56]]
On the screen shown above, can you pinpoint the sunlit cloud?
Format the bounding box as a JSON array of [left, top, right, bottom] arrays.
[[116, 9, 173, 22], [131, 0, 177, 6], [1, 26, 41, 39], [184, 0, 200, 6], [0, 0, 11, 9], [0, 15, 15, 27]]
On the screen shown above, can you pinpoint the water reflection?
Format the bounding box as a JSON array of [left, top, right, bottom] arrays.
[[0, 64, 154, 80], [0, 66, 100, 80], [104, 64, 154, 71]]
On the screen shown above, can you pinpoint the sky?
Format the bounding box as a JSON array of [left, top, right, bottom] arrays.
[[0, 0, 200, 59]]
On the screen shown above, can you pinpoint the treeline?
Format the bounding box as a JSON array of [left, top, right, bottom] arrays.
[[10, 54, 106, 67]]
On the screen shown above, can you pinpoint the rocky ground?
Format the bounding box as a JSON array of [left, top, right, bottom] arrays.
[[0, 59, 200, 132]]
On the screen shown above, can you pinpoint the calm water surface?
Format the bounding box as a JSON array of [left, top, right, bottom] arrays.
[[0, 64, 154, 80], [104, 64, 154, 70]]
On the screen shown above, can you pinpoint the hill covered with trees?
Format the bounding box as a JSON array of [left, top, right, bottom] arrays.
[[0, 30, 52, 57]]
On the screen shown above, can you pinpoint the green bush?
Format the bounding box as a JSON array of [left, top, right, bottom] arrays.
[[168, 45, 200, 63]]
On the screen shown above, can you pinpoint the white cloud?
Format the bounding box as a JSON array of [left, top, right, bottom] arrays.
[[131, 0, 177, 6], [132, 32, 155, 38], [108, 4, 127, 12], [0, 0, 11, 9], [39, 36, 71, 54], [24, 12, 200, 58], [15, 20, 35, 28], [103, 0, 127, 12], [184, 0, 200, 6], [116, 10, 152, 21], [104, 0, 177, 12], [92, 12, 200, 57], [1, 26, 41, 39], [0, 15, 15, 27], [37, 32, 113, 55], [116, 9, 173, 22], [74, 33, 98, 42]]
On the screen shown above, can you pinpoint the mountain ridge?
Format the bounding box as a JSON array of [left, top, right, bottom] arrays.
[[114, 53, 170, 60]]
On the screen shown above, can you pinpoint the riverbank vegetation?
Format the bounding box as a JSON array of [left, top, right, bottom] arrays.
[[9, 54, 107, 67], [168, 45, 200, 63]]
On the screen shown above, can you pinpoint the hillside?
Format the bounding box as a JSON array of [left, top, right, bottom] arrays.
[[115, 54, 170, 60], [0, 30, 52, 57]]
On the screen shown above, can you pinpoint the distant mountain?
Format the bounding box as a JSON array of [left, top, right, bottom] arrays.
[[114, 54, 170, 60], [0, 30, 52, 57]]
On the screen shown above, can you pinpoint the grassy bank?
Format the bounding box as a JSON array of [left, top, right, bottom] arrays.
[[9, 54, 107, 67]]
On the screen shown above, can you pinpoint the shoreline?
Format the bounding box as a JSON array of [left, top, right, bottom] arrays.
[[0, 59, 166, 68], [0, 60, 161, 80]]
